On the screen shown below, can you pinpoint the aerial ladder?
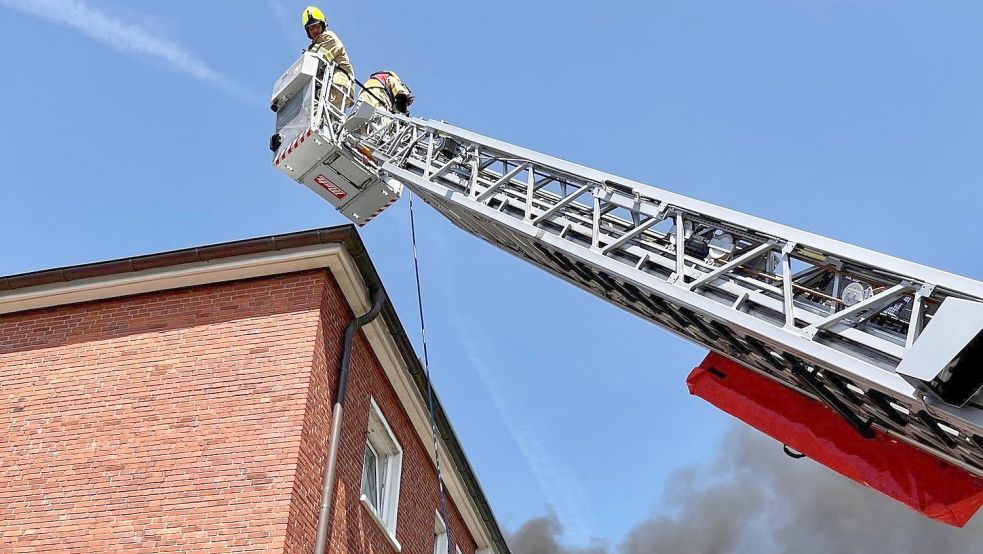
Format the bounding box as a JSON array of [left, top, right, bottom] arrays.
[[270, 53, 983, 525]]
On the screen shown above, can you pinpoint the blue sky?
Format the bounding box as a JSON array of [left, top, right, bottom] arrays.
[[2, 0, 982, 549]]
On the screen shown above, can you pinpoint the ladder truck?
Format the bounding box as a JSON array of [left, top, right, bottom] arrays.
[[270, 53, 983, 526]]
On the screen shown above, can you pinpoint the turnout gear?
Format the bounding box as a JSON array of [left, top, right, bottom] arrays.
[[303, 7, 355, 110], [358, 71, 414, 114]]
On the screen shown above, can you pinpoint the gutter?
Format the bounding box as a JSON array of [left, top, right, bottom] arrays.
[[313, 284, 387, 554], [0, 227, 358, 292], [343, 238, 511, 554]]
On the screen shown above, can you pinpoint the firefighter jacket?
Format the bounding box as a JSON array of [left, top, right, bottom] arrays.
[[308, 30, 354, 91], [358, 71, 412, 113]]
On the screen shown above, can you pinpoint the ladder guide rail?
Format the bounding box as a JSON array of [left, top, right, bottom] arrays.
[[269, 54, 983, 480], [355, 112, 983, 478]]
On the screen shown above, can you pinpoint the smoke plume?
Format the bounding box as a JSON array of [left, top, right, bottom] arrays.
[[508, 513, 608, 554], [509, 426, 983, 554]]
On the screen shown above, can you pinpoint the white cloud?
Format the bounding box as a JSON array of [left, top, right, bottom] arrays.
[[0, 0, 249, 100]]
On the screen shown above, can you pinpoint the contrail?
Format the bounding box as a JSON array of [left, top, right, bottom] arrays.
[[1, 0, 251, 100], [447, 306, 600, 547], [267, 1, 300, 49], [462, 339, 600, 547]]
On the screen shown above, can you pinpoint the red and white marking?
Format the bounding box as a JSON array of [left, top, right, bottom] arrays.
[[273, 128, 314, 166], [313, 174, 347, 200], [359, 194, 399, 226]]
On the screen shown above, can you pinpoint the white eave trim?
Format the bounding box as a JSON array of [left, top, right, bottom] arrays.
[[0, 244, 348, 316]]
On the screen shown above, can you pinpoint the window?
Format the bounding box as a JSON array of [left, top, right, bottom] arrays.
[[361, 441, 383, 510], [359, 398, 403, 538], [432, 512, 448, 554]]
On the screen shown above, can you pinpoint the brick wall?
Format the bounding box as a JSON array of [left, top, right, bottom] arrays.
[[0, 269, 479, 553], [308, 277, 478, 554]]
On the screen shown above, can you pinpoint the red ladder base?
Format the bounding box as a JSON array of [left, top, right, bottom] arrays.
[[687, 352, 983, 527]]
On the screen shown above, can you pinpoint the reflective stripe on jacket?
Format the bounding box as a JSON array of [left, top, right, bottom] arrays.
[[359, 71, 410, 111], [308, 30, 354, 87]]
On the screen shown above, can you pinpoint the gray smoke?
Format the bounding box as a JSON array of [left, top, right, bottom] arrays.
[[508, 513, 608, 554], [509, 426, 983, 554]]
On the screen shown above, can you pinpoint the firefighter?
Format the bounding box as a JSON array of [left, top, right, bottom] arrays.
[[302, 6, 354, 110], [358, 71, 414, 115]]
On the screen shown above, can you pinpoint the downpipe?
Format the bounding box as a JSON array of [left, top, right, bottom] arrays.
[[313, 286, 387, 554]]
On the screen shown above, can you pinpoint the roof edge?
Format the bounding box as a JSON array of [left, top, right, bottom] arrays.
[[0, 226, 360, 292]]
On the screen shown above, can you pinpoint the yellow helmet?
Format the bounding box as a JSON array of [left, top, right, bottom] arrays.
[[301, 6, 326, 29]]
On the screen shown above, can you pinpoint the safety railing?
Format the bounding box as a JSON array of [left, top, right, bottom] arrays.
[[310, 59, 358, 142]]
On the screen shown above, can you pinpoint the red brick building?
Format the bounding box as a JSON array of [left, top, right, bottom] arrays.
[[0, 226, 509, 554]]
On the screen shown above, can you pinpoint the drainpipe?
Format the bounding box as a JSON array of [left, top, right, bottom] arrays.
[[314, 286, 387, 554]]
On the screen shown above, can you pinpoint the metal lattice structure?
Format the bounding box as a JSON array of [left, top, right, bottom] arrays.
[[270, 56, 983, 479]]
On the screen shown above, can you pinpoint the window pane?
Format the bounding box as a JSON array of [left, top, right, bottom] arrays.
[[433, 531, 447, 554], [377, 452, 389, 513], [361, 444, 379, 510]]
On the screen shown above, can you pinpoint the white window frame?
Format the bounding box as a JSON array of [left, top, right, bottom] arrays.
[[359, 397, 403, 547], [433, 510, 449, 554], [361, 441, 383, 508]]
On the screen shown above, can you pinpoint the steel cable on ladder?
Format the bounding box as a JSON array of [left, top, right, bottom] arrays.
[[408, 193, 454, 553]]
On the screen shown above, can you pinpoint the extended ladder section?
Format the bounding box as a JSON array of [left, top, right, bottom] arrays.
[[270, 54, 983, 480]]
